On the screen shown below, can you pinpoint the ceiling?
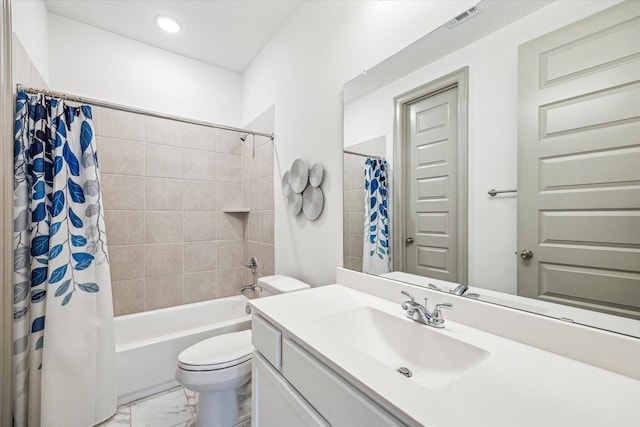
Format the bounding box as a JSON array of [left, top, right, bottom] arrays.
[[44, 0, 301, 73]]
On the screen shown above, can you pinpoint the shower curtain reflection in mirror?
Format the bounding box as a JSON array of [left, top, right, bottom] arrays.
[[363, 157, 390, 275], [343, 146, 391, 275], [13, 92, 116, 427]]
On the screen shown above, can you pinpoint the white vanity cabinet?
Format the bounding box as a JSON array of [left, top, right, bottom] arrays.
[[252, 351, 328, 426], [251, 314, 406, 427]]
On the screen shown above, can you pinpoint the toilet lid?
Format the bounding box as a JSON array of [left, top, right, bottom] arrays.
[[178, 330, 252, 371]]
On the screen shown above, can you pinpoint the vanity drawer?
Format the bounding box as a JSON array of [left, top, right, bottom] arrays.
[[282, 338, 404, 427], [252, 314, 282, 370]]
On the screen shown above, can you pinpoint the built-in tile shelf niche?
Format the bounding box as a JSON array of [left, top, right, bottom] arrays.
[[222, 208, 250, 213]]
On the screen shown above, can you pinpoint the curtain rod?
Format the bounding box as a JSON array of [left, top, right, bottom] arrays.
[[16, 84, 274, 141], [343, 150, 384, 160]]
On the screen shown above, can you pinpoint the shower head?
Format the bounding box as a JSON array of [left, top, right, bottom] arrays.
[[240, 133, 249, 141]]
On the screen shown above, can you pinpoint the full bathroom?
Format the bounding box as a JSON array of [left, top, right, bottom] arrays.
[[0, 1, 638, 426]]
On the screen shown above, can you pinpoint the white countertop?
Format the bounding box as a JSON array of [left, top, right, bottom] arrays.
[[249, 284, 640, 427]]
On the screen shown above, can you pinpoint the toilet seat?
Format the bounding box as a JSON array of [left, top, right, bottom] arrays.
[[178, 330, 252, 372]]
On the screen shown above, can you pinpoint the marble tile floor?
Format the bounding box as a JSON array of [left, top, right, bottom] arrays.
[[97, 386, 198, 427], [98, 385, 251, 427]]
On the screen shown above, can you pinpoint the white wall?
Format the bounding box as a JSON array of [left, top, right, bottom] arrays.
[[242, 1, 479, 286], [47, 14, 243, 126], [11, 0, 49, 83], [343, 0, 621, 293]]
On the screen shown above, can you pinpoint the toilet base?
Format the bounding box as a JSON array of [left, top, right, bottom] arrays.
[[196, 389, 239, 427]]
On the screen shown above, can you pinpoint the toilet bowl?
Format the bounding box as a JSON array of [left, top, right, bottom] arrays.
[[176, 330, 252, 427], [175, 275, 310, 427]]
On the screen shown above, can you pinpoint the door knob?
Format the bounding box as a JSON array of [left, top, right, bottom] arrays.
[[406, 237, 414, 245], [520, 249, 533, 260]]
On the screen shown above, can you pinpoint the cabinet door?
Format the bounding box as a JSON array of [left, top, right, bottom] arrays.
[[252, 351, 328, 427]]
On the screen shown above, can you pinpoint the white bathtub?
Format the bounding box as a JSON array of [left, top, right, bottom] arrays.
[[115, 295, 251, 404]]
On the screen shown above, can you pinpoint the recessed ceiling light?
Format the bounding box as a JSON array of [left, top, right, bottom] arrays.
[[156, 15, 181, 33]]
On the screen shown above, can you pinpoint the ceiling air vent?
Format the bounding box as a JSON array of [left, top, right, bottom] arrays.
[[445, 6, 481, 29]]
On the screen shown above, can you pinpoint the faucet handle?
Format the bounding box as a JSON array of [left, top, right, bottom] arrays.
[[433, 303, 453, 320], [400, 290, 415, 302], [400, 290, 416, 311]]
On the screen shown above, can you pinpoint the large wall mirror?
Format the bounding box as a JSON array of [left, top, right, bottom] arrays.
[[343, 0, 639, 337]]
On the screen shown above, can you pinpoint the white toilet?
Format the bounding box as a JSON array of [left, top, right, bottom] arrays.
[[175, 275, 310, 427]]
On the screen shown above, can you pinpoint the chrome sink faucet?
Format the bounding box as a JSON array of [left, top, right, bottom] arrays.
[[401, 290, 452, 328]]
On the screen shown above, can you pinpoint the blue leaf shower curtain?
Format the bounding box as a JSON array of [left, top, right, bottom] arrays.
[[363, 158, 390, 274], [13, 92, 116, 427]]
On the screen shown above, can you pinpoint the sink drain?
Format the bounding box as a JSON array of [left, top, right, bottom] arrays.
[[397, 367, 412, 378]]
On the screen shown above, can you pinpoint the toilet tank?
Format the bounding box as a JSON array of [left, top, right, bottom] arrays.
[[258, 275, 310, 297]]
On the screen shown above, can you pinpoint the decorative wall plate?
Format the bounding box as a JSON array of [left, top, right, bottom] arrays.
[[302, 186, 324, 220], [287, 191, 303, 215], [290, 158, 308, 193], [282, 171, 292, 197], [309, 163, 324, 187]]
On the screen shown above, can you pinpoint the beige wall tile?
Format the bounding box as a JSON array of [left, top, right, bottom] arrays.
[[100, 137, 145, 176], [104, 210, 145, 245], [145, 178, 184, 211], [216, 154, 241, 183], [261, 210, 274, 244], [145, 275, 184, 310], [183, 181, 216, 211], [350, 166, 365, 190], [216, 129, 243, 155], [344, 236, 351, 257], [183, 149, 217, 181], [216, 268, 243, 298], [146, 212, 183, 243], [145, 243, 183, 277], [145, 144, 183, 178], [217, 240, 243, 269], [245, 212, 258, 242], [348, 189, 364, 213], [259, 243, 275, 277], [184, 211, 216, 242], [184, 242, 216, 273], [112, 279, 145, 316], [245, 179, 259, 211], [216, 183, 242, 210], [241, 183, 250, 212], [183, 124, 215, 151], [183, 271, 217, 304], [258, 176, 274, 210], [244, 152, 259, 182], [145, 116, 182, 147], [241, 138, 252, 156], [217, 213, 243, 240], [349, 212, 363, 234], [258, 144, 274, 178], [343, 212, 351, 235], [350, 235, 363, 260], [103, 105, 276, 313], [91, 107, 101, 137], [109, 245, 145, 281], [101, 175, 145, 210], [100, 108, 145, 141]]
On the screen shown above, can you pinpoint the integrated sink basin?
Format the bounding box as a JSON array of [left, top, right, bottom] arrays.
[[315, 306, 490, 390]]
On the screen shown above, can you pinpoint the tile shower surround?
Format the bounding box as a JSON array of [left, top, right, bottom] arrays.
[[95, 107, 275, 316], [343, 154, 365, 272]]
